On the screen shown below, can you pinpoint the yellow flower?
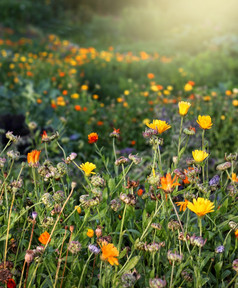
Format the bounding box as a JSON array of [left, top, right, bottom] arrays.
[[220, 115, 225, 120], [100, 242, 119, 266], [192, 150, 209, 162], [167, 85, 173, 91], [197, 115, 213, 130], [143, 118, 150, 125], [178, 101, 191, 116], [86, 228, 94, 238], [184, 83, 193, 91], [81, 85, 88, 91], [187, 197, 214, 217], [232, 173, 238, 182], [232, 100, 238, 107], [80, 162, 96, 176], [176, 199, 189, 212], [71, 93, 79, 99], [203, 96, 211, 101], [124, 90, 130, 95], [146, 119, 171, 134], [75, 206, 82, 214]]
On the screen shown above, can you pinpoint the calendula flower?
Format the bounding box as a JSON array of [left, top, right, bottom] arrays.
[[27, 150, 41, 166], [146, 119, 171, 134], [184, 83, 193, 91], [192, 150, 209, 163], [7, 279, 16, 288], [197, 115, 213, 129], [232, 173, 238, 182], [187, 197, 214, 217], [38, 231, 51, 245], [158, 173, 180, 193], [75, 206, 82, 214], [87, 229, 94, 238], [178, 101, 191, 116], [235, 229, 238, 240], [100, 242, 119, 266], [80, 162, 96, 176], [176, 199, 189, 211], [88, 132, 98, 144]]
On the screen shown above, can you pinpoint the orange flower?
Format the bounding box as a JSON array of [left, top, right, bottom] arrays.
[[100, 242, 119, 266], [42, 131, 48, 141], [27, 150, 41, 166], [75, 105, 81, 111], [235, 229, 238, 240], [88, 132, 98, 144], [197, 115, 213, 130], [97, 121, 104, 126], [147, 73, 155, 79], [87, 229, 94, 238], [176, 199, 189, 212], [158, 173, 180, 193], [39, 231, 51, 245], [137, 188, 144, 196], [232, 173, 238, 182], [131, 140, 136, 146]]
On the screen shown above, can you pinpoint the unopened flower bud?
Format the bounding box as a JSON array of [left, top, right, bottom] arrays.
[[88, 244, 100, 254], [149, 278, 166, 288], [181, 270, 193, 282], [68, 241, 81, 254], [6, 131, 20, 143], [95, 226, 103, 238], [115, 156, 129, 166], [25, 250, 35, 264], [71, 182, 77, 189], [90, 174, 105, 187], [168, 220, 180, 231], [167, 250, 183, 263], [151, 223, 162, 230], [183, 127, 195, 135], [216, 162, 231, 171], [128, 154, 142, 165], [215, 245, 224, 254], [69, 225, 74, 233], [225, 153, 237, 161], [110, 198, 121, 211], [232, 259, 238, 273], [229, 221, 238, 230]]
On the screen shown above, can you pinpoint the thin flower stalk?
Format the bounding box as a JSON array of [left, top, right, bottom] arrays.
[[118, 204, 127, 252]]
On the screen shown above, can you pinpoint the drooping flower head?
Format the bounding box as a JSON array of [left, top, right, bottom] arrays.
[[176, 199, 189, 212], [100, 242, 119, 266], [88, 132, 98, 144], [197, 115, 213, 130], [187, 197, 215, 217], [158, 173, 180, 193], [146, 120, 171, 134], [178, 101, 191, 116], [80, 162, 96, 176], [27, 150, 41, 167], [38, 231, 51, 245], [192, 150, 209, 163]]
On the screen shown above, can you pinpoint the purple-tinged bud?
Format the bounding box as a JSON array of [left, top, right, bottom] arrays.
[[25, 250, 35, 263], [32, 211, 37, 220], [88, 244, 100, 254], [149, 278, 166, 288], [232, 259, 238, 273], [216, 162, 231, 171], [215, 245, 224, 254]]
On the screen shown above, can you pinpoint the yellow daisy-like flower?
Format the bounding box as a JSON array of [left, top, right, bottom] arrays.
[[176, 199, 189, 212], [197, 115, 213, 130], [100, 242, 119, 266], [146, 119, 171, 134], [178, 101, 191, 116], [184, 83, 193, 91], [192, 150, 209, 163], [80, 162, 96, 176], [86, 228, 94, 238], [187, 197, 215, 217]]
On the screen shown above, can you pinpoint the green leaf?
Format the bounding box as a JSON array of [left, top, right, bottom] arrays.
[[215, 261, 223, 277], [120, 256, 140, 274]]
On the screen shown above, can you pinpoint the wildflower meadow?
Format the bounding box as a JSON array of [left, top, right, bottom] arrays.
[[0, 1, 238, 287]]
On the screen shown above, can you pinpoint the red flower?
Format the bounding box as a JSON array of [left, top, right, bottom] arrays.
[[88, 132, 98, 144], [7, 279, 16, 288]]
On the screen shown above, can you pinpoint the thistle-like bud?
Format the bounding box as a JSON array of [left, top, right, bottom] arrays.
[[168, 220, 180, 231], [134, 241, 146, 251], [181, 270, 193, 282], [90, 174, 105, 187], [167, 250, 183, 263], [147, 172, 161, 185], [225, 153, 237, 161], [215, 245, 224, 254], [88, 244, 100, 254], [7, 150, 20, 160], [172, 156, 178, 165], [68, 241, 81, 254], [110, 198, 121, 211], [178, 232, 190, 241], [41, 193, 53, 207], [142, 128, 158, 139], [120, 193, 130, 204], [209, 175, 220, 190], [49, 131, 59, 141], [95, 226, 103, 238], [25, 250, 35, 264], [65, 152, 77, 164], [229, 221, 238, 230], [42, 216, 54, 228], [115, 156, 129, 166], [196, 183, 209, 194], [232, 259, 238, 273], [145, 242, 160, 253], [57, 162, 67, 176], [186, 157, 195, 165], [32, 211, 37, 220], [91, 187, 102, 197], [28, 121, 37, 130], [149, 137, 163, 149], [174, 169, 186, 180], [149, 278, 166, 288], [71, 182, 77, 189], [110, 129, 120, 138], [151, 223, 162, 230], [227, 184, 236, 197], [121, 272, 138, 288], [0, 157, 6, 168], [183, 127, 195, 135], [193, 236, 207, 247], [53, 190, 65, 203], [6, 131, 20, 143], [216, 162, 231, 171], [128, 154, 142, 165]]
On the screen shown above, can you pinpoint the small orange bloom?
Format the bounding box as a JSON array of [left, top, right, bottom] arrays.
[[88, 132, 98, 144], [137, 188, 144, 196], [100, 242, 119, 266], [176, 199, 189, 212], [37, 99, 42, 104], [232, 173, 238, 182], [87, 229, 94, 238], [97, 121, 104, 126], [147, 73, 155, 79], [131, 140, 136, 146], [188, 80, 195, 86], [62, 90, 68, 95], [39, 231, 51, 245], [75, 105, 81, 111], [158, 173, 180, 193], [42, 131, 48, 141], [27, 150, 41, 166], [83, 107, 88, 111], [235, 229, 238, 240]]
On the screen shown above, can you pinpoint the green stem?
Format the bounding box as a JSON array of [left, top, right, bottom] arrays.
[[78, 253, 93, 288], [0, 139, 11, 156], [118, 204, 127, 252], [198, 217, 202, 257], [177, 116, 184, 156], [170, 261, 175, 288], [157, 145, 163, 174]]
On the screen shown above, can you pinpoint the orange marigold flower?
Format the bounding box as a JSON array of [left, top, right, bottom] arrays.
[[158, 173, 180, 193], [187, 197, 214, 217], [27, 150, 41, 166], [232, 173, 238, 182], [75, 105, 81, 111], [235, 229, 238, 240], [147, 73, 155, 79], [146, 119, 171, 134], [88, 132, 98, 144], [39, 231, 51, 245], [176, 199, 189, 212], [100, 242, 119, 266], [131, 140, 136, 146], [37, 99, 42, 104], [137, 188, 144, 197], [86, 228, 94, 238], [97, 121, 104, 126]]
